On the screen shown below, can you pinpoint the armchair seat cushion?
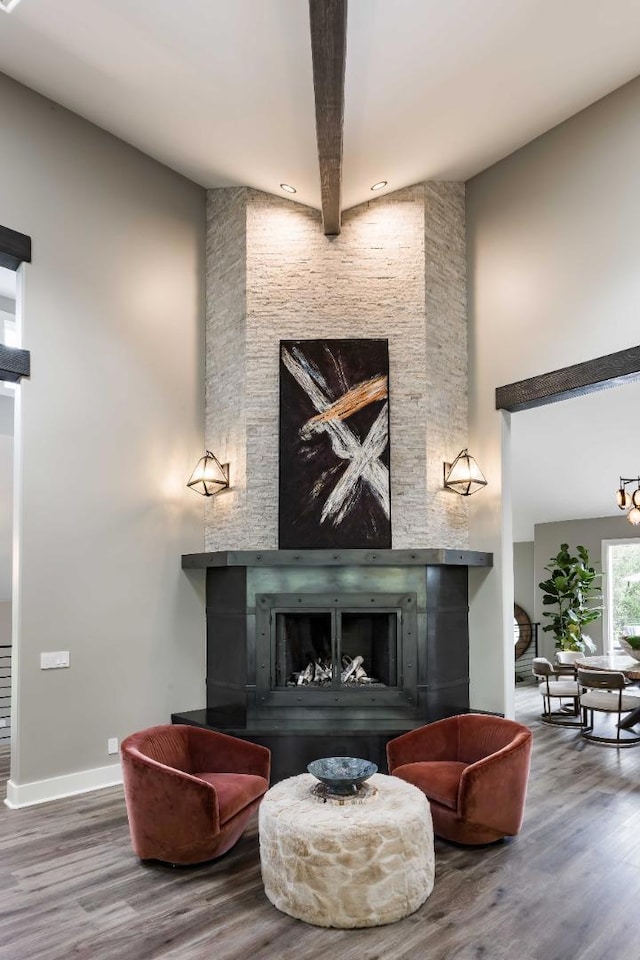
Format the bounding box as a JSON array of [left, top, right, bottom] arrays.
[[392, 761, 466, 810], [195, 772, 269, 825]]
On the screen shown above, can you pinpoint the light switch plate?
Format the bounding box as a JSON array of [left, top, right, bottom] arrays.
[[40, 651, 70, 669]]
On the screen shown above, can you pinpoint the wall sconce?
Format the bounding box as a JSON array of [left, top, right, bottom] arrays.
[[187, 451, 230, 496], [616, 476, 640, 525], [443, 449, 487, 496]]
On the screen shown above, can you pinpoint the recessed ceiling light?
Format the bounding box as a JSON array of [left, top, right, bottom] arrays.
[[370, 181, 388, 192], [280, 183, 297, 194], [0, 0, 23, 12]]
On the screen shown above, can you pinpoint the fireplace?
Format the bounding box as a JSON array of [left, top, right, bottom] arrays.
[[254, 591, 417, 716], [174, 548, 492, 780]]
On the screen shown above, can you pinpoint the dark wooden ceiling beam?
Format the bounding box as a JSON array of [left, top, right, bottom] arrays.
[[309, 0, 347, 236], [0, 224, 31, 271], [495, 344, 640, 412], [0, 344, 30, 383]]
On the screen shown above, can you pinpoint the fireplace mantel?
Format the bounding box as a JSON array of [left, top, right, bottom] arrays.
[[182, 548, 493, 569]]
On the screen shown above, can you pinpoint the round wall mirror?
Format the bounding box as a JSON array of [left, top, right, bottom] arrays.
[[514, 604, 533, 659]]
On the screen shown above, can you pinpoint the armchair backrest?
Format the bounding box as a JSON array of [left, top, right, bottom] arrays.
[[123, 725, 192, 773], [456, 714, 531, 765]]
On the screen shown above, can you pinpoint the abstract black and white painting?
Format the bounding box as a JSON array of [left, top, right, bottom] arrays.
[[279, 339, 391, 549]]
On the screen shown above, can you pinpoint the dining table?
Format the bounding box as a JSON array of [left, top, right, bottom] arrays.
[[575, 654, 640, 729]]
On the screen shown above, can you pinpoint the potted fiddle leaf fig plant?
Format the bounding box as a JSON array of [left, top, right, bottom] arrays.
[[538, 543, 602, 653]]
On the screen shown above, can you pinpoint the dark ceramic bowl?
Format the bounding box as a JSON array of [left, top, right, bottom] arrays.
[[307, 757, 377, 795]]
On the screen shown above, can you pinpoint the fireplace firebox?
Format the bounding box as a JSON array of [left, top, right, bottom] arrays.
[[274, 608, 398, 688], [174, 548, 492, 781], [255, 592, 417, 715]]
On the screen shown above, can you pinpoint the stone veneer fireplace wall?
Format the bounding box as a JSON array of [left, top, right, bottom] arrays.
[[204, 182, 469, 551]]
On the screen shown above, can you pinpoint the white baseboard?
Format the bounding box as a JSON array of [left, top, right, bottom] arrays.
[[4, 761, 123, 808]]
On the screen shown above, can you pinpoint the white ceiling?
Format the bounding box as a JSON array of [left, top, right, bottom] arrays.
[[0, 1, 639, 542], [0, 1, 640, 210]]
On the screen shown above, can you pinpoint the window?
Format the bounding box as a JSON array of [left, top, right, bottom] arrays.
[[604, 540, 640, 653]]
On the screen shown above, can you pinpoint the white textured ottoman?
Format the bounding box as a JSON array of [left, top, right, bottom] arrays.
[[259, 772, 434, 928]]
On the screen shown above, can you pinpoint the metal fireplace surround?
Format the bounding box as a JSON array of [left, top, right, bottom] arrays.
[[174, 548, 492, 781]]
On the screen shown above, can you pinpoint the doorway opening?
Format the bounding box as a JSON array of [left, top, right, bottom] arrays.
[[499, 345, 640, 722]]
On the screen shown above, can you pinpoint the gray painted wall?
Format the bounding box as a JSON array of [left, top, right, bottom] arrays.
[[205, 184, 469, 550], [467, 75, 640, 714], [0, 72, 206, 787], [534, 517, 640, 660], [0, 601, 10, 647]]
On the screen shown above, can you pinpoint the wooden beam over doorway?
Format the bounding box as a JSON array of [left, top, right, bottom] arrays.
[[0, 224, 31, 271], [0, 344, 30, 383], [495, 344, 640, 413], [309, 0, 347, 236]]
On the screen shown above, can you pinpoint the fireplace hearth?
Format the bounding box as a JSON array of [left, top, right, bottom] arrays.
[[174, 548, 492, 781]]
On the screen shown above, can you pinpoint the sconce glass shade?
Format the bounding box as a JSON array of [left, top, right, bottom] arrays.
[[616, 487, 629, 510], [443, 449, 488, 496], [628, 506, 640, 526], [187, 451, 230, 496]]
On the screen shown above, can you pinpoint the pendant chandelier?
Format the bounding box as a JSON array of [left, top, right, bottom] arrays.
[[615, 476, 640, 526]]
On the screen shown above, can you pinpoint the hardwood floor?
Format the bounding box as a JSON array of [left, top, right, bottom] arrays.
[[1, 689, 639, 960]]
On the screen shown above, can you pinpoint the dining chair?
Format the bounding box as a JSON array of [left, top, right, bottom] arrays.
[[577, 668, 640, 747], [554, 650, 582, 677], [532, 657, 581, 727]]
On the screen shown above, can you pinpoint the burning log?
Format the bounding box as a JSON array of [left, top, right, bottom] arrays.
[[314, 660, 332, 682], [288, 655, 378, 686], [293, 659, 332, 686], [341, 655, 363, 683], [297, 662, 314, 685]]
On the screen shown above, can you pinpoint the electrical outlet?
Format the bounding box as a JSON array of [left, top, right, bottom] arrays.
[[107, 737, 119, 755], [40, 651, 70, 670]]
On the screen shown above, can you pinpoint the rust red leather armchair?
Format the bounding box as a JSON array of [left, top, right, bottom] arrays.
[[121, 724, 270, 865], [387, 714, 532, 845]]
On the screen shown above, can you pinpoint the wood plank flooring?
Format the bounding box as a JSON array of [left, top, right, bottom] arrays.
[[0, 688, 638, 960]]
